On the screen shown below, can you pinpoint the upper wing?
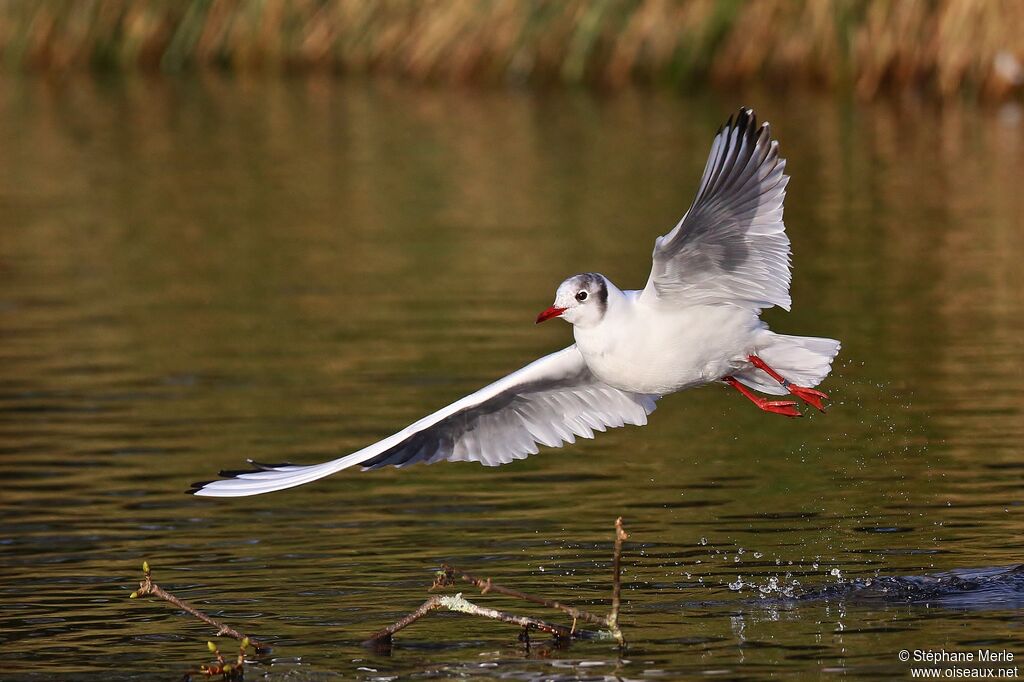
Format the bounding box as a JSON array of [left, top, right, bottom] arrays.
[[192, 346, 658, 497], [641, 107, 792, 311]]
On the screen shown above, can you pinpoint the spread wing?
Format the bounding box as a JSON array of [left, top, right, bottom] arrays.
[[642, 107, 791, 311], [192, 346, 658, 497]]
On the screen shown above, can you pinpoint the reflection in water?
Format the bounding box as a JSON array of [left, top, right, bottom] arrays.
[[0, 76, 1022, 679]]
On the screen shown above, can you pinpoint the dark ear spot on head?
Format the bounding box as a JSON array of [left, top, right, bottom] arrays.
[[583, 272, 607, 316], [596, 277, 608, 309]]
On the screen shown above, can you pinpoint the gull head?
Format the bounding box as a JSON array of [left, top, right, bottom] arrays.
[[536, 272, 609, 328]]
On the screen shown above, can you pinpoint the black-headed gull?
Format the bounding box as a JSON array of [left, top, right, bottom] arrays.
[[193, 108, 839, 498]]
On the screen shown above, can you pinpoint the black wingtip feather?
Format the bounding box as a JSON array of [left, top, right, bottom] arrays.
[[246, 459, 296, 470], [217, 465, 267, 478], [189, 460, 299, 493], [723, 107, 762, 144], [208, 459, 298, 479], [717, 107, 760, 140]]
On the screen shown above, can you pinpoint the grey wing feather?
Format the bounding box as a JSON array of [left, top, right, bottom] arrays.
[[192, 346, 658, 497], [357, 350, 658, 470], [643, 107, 792, 311]]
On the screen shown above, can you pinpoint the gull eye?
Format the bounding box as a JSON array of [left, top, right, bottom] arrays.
[[576, 291, 588, 302]]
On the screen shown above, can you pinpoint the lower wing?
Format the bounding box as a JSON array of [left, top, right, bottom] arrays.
[[191, 345, 659, 497]]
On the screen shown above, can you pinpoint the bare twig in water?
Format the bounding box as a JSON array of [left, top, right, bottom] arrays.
[[434, 565, 610, 629], [363, 593, 600, 647], [366, 518, 631, 648], [129, 520, 631, 656], [129, 562, 270, 653], [438, 594, 591, 640], [608, 516, 628, 645], [364, 595, 444, 646]]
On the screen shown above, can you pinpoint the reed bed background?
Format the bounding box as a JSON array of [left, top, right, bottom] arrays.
[[2, 0, 1022, 100]]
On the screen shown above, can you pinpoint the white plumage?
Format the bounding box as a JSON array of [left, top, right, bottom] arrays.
[[193, 107, 839, 498]]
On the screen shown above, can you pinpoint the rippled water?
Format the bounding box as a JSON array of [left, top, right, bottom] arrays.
[[2, 76, 1022, 680]]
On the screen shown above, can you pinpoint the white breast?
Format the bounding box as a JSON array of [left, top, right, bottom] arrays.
[[574, 295, 763, 395]]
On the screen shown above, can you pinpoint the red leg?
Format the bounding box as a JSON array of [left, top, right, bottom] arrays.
[[724, 376, 801, 418], [748, 355, 829, 412]]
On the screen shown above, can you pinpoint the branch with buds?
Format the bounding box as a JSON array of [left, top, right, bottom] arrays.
[[180, 638, 251, 680], [128, 517, 631, 665], [129, 561, 270, 653]]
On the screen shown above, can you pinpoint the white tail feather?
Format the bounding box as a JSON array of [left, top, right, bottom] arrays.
[[734, 332, 841, 395]]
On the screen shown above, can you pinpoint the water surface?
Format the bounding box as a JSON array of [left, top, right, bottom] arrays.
[[1, 76, 1022, 679]]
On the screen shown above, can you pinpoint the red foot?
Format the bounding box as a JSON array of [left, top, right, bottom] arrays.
[[748, 355, 830, 413], [789, 385, 829, 412], [725, 377, 802, 418], [755, 399, 802, 418]]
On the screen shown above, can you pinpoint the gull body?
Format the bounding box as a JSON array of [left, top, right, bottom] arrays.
[[570, 285, 760, 395], [193, 108, 840, 498]]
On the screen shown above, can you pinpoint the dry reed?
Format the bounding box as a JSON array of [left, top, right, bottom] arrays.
[[1, 0, 1022, 99]]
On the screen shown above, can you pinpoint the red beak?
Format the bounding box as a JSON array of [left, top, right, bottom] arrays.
[[536, 306, 567, 324]]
